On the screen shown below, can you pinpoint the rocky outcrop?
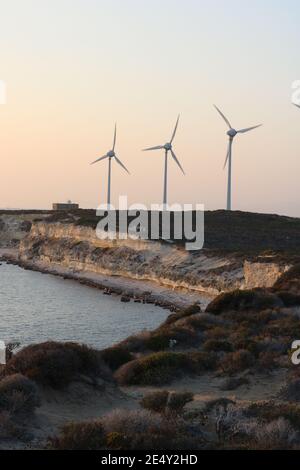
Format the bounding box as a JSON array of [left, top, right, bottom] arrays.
[[243, 260, 290, 289], [0, 213, 48, 248], [18, 222, 291, 296]]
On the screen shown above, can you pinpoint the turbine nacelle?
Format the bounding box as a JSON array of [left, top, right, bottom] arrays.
[[164, 143, 172, 151], [90, 124, 130, 175], [227, 128, 237, 138]]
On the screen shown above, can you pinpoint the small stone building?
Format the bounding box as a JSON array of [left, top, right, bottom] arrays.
[[52, 201, 79, 211]]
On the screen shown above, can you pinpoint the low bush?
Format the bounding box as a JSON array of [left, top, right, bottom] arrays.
[[220, 350, 255, 375], [115, 349, 218, 386], [257, 351, 278, 371], [206, 289, 281, 315], [280, 379, 300, 402], [102, 409, 201, 450], [245, 401, 300, 430], [100, 346, 134, 371], [162, 304, 201, 326], [203, 339, 233, 353], [140, 391, 169, 413], [3, 342, 110, 389], [167, 392, 194, 414], [0, 374, 40, 414], [145, 334, 171, 352], [187, 351, 218, 372], [140, 390, 193, 415], [114, 352, 190, 385], [219, 376, 249, 391], [50, 420, 105, 450], [231, 338, 259, 356]]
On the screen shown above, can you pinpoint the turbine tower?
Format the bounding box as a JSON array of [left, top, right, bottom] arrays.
[[90, 124, 130, 206], [143, 115, 185, 207], [214, 105, 262, 211]]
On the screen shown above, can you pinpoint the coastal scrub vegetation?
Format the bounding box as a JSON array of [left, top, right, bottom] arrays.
[[0, 373, 41, 440], [140, 390, 193, 416], [103, 264, 300, 387], [2, 341, 111, 389], [50, 409, 203, 450]]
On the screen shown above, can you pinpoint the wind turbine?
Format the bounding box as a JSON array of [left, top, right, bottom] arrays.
[[143, 115, 185, 207], [90, 124, 130, 206], [214, 105, 262, 211]]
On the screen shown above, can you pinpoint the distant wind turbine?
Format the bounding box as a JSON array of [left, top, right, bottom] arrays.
[[214, 105, 262, 211], [143, 115, 185, 207], [90, 124, 130, 206]]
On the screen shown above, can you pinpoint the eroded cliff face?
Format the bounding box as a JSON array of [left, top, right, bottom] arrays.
[[18, 222, 290, 295], [0, 213, 47, 247]]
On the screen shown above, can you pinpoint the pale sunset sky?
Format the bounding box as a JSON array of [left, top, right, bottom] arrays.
[[1, 0, 300, 215]]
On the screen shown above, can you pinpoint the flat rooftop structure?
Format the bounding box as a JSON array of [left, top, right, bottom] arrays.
[[52, 203, 79, 211]]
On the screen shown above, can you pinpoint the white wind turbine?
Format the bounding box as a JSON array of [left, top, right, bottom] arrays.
[[90, 124, 130, 206], [143, 115, 185, 207], [214, 105, 262, 211]]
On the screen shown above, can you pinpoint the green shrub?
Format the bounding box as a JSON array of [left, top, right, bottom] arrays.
[[204, 326, 230, 339], [100, 346, 133, 371], [187, 351, 218, 372], [50, 421, 105, 450], [0, 374, 40, 414], [102, 409, 200, 450], [140, 391, 169, 413], [3, 342, 110, 389], [106, 431, 129, 449], [245, 401, 300, 430], [162, 304, 201, 326], [219, 376, 249, 391], [114, 352, 190, 385], [257, 351, 278, 371], [203, 339, 233, 352], [206, 289, 281, 315], [145, 334, 170, 351], [167, 392, 194, 414], [280, 379, 300, 402], [141, 391, 193, 415], [220, 350, 255, 374]]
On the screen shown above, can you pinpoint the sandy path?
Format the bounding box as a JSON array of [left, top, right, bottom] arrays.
[[123, 369, 288, 408]]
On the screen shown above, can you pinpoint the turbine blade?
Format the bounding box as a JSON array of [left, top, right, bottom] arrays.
[[170, 114, 180, 143], [112, 123, 117, 151], [294, 103, 300, 109], [214, 105, 232, 129], [223, 145, 230, 169], [237, 124, 262, 134], [114, 155, 130, 174], [90, 155, 108, 165], [142, 145, 164, 151], [170, 149, 185, 175]]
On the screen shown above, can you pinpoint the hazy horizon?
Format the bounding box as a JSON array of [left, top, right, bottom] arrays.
[[1, 0, 300, 216]]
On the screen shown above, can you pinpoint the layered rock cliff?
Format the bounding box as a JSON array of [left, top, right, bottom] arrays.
[[18, 221, 290, 296]]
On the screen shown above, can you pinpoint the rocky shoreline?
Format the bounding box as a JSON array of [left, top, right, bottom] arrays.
[[0, 249, 211, 311]]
